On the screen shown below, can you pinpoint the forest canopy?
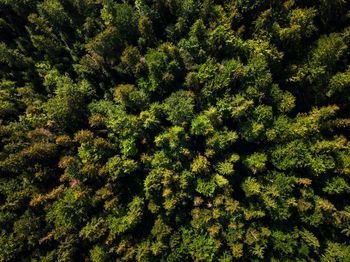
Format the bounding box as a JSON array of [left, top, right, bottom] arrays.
[[0, 0, 350, 261]]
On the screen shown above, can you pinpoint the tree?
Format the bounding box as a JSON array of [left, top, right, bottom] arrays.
[[1, 0, 350, 261], [44, 75, 95, 132], [163, 90, 195, 125], [100, 2, 138, 43]]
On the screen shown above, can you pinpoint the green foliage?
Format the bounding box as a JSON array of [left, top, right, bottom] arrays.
[[106, 155, 138, 181], [46, 188, 91, 235], [191, 114, 213, 136], [216, 161, 235, 176], [242, 177, 261, 197], [181, 228, 218, 261], [191, 154, 210, 174], [217, 94, 254, 120], [90, 245, 109, 262], [164, 90, 195, 125], [271, 230, 298, 256], [101, 2, 138, 42], [107, 196, 144, 235], [276, 8, 317, 47], [141, 43, 183, 94], [44, 76, 95, 131], [196, 176, 217, 197], [120, 46, 144, 76], [244, 152, 268, 174], [1, 0, 350, 261], [321, 242, 350, 262], [121, 137, 138, 157], [206, 129, 238, 152], [327, 67, 350, 103], [323, 177, 350, 195], [79, 217, 107, 242]]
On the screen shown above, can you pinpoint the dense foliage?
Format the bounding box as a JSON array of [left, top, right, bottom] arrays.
[[1, 0, 350, 261]]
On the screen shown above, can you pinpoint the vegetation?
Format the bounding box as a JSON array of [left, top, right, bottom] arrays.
[[0, 0, 350, 261]]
